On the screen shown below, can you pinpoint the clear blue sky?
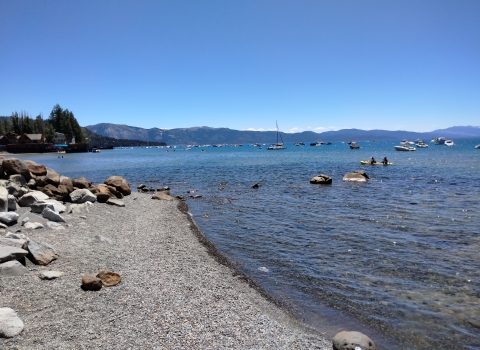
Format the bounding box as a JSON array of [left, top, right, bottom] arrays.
[[1, 1, 479, 133]]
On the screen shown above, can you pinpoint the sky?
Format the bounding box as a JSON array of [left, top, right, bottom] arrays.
[[0, 1, 479, 133]]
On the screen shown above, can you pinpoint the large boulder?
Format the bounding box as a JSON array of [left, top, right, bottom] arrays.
[[0, 186, 8, 212], [332, 331, 376, 350], [40, 184, 69, 201], [0, 307, 25, 338], [42, 208, 66, 222], [2, 158, 31, 180], [60, 176, 74, 193], [7, 195, 19, 211], [0, 245, 28, 263], [104, 176, 131, 196], [28, 164, 47, 176], [18, 191, 50, 207], [30, 199, 66, 214], [9, 174, 26, 186], [310, 174, 333, 184], [0, 238, 28, 249], [45, 172, 60, 186], [90, 185, 114, 203], [0, 260, 30, 277], [152, 192, 173, 201], [72, 176, 90, 189], [343, 171, 369, 182], [69, 189, 97, 203], [0, 212, 19, 225], [27, 240, 58, 265]]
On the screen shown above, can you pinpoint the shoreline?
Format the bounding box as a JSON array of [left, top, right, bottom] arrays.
[[1, 192, 331, 349]]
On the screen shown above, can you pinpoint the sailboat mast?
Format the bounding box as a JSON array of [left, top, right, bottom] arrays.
[[276, 121, 279, 144]]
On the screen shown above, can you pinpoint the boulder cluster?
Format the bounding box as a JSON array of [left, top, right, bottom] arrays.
[[0, 156, 128, 338], [309, 170, 370, 184]]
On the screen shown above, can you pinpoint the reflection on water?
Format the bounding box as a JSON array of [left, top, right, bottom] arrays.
[[17, 140, 480, 349]]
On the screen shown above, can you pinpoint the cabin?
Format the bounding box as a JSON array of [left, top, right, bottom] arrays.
[[53, 132, 67, 145], [18, 133, 47, 144], [0, 132, 20, 145]]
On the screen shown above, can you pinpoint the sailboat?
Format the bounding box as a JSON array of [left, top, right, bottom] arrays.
[[267, 121, 287, 150]]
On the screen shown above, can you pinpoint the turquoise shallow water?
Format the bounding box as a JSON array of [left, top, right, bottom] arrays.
[[16, 139, 480, 349]]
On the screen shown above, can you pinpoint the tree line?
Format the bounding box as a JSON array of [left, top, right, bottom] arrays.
[[0, 104, 85, 143]]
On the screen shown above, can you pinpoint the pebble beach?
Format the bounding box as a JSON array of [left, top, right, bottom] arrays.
[[1, 191, 332, 349]]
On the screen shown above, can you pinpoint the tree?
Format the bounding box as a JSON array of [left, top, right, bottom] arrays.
[[46, 104, 84, 143]]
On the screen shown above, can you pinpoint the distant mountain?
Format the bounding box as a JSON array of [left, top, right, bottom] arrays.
[[84, 123, 480, 145]]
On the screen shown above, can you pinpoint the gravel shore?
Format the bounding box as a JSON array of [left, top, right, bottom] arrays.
[[1, 192, 331, 349]]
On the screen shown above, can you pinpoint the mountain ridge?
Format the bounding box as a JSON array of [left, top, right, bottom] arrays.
[[84, 123, 480, 145]]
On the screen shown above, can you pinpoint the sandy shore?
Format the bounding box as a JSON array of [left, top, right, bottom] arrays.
[[1, 192, 331, 349]]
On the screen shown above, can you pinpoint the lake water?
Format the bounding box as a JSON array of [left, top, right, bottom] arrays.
[[16, 139, 480, 349]]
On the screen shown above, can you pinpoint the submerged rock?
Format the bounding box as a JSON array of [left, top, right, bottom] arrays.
[[152, 192, 173, 201], [310, 174, 333, 184]]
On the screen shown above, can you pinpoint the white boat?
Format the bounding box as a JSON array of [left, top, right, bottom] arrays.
[[267, 121, 287, 150], [444, 140, 454, 146], [475, 144, 480, 149], [394, 145, 416, 151], [433, 137, 447, 145], [416, 141, 428, 148], [349, 141, 360, 149]]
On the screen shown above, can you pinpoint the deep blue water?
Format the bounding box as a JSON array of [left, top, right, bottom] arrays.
[[16, 139, 480, 349]]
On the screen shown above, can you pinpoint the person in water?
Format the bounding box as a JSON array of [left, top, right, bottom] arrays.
[[382, 157, 388, 165], [370, 157, 376, 164]]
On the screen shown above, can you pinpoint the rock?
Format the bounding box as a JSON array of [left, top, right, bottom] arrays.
[[156, 186, 170, 191], [106, 198, 125, 207], [193, 194, 202, 199], [18, 191, 50, 207], [42, 208, 66, 222], [0, 222, 6, 229], [28, 164, 47, 176], [106, 185, 123, 198], [343, 172, 369, 182], [332, 331, 376, 350], [2, 158, 31, 180], [152, 192, 173, 201], [24, 222, 45, 230], [104, 176, 131, 196], [59, 176, 74, 193], [9, 174, 27, 186], [0, 260, 30, 277], [94, 235, 112, 244], [35, 176, 47, 187], [5, 232, 29, 241], [310, 174, 333, 184], [0, 238, 28, 249], [91, 184, 114, 203], [39, 271, 64, 280], [0, 307, 24, 338], [0, 212, 19, 225], [27, 178, 37, 188], [27, 240, 58, 265], [31, 200, 65, 214], [175, 195, 186, 201], [45, 172, 60, 186], [70, 189, 97, 203], [72, 176, 90, 189], [0, 186, 7, 212], [97, 270, 121, 286], [137, 184, 146, 189], [46, 222, 65, 230], [81, 274, 103, 291], [354, 170, 370, 179], [18, 212, 47, 226], [67, 202, 93, 214], [7, 195, 18, 211], [252, 183, 260, 189], [0, 245, 28, 263]]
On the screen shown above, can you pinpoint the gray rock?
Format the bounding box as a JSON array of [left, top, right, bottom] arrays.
[[24, 222, 45, 230], [66, 202, 93, 214], [0, 307, 25, 338], [5, 232, 29, 241], [18, 212, 47, 225], [27, 178, 37, 188], [18, 191, 50, 207], [69, 189, 97, 203], [332, 331, 376, 350], [310, 174, 333, 184], [0, 187, 8, 213], [27, 240, 58, 265], [39, 270, 64, 280], [354, 170, 370, 179], [42, 208, 66, 222], [46, 222, 65, 231], [0, 212, 19, 225], [343, 172, 369, 182], [0, 238, 28, 249], [0, 260, 30, 277], [0, 245, 28, 263], [106, 198, 125, 207], [9, 174, 27, 186], [7, 195, 19, 211], [31, 199, 66, 214], [0, 222, 6, 229]]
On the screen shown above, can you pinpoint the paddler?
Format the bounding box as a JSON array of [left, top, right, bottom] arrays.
[[382, 157, 388, 165], [370, 157, 376, 165]]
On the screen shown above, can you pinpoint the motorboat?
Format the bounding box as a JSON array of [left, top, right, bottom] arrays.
[[394, 145, 416, 151], [310, 142, 322, 146], [416, 141, 428, 148], [401, 139, 415, 145], [475, 144, 480, 149], [444, 140, 454, 146], [293, 142, 305, 146], [349, 142, 360, 149], [432, 137, 447, 145]]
